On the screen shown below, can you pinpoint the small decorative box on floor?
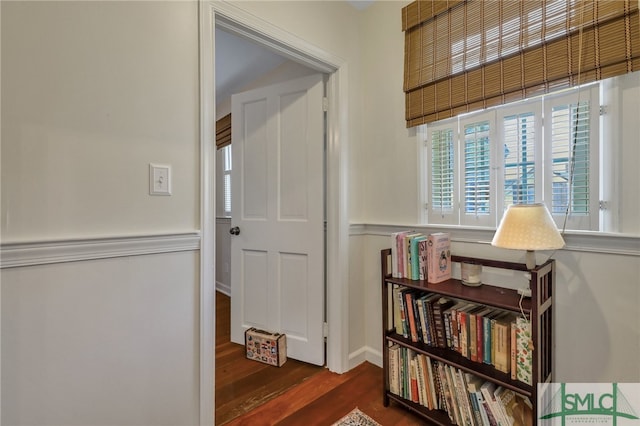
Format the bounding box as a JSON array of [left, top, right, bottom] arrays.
[[245, 327, 287, 367]]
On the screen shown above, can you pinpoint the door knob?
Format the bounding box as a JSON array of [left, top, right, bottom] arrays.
[[229, 226, 240, 235]]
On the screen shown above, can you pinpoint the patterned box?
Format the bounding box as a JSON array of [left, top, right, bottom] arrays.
[[245, 327, 287, 367]]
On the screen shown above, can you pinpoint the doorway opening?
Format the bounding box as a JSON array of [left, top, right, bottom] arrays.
[[202, 3, 350, 423]]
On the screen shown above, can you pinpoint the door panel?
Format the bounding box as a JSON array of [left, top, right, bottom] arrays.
[[230, 74, 325, 366]]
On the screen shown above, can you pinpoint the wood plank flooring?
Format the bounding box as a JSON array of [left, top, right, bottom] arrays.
[[215, 291, 425, 425]]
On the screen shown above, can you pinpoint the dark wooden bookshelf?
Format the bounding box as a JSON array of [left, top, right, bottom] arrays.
[[381, 248, 555, 425]]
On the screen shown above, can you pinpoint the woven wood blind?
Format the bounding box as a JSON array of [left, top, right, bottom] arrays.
[[216, 113, 231, 149], [402, 0, 640, 127]]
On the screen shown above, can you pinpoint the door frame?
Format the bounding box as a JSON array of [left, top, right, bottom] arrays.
[[199, 2, 350, 425]]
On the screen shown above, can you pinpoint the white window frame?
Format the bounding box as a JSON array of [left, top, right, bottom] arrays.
[[216, 144, 232, 218]]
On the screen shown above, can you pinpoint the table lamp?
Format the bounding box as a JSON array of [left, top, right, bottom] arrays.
[[491, 203, 565, 269]]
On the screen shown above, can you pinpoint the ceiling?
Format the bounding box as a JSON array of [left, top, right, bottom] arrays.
[[215, 28, 287, 105], [215, 1, 374, 106]]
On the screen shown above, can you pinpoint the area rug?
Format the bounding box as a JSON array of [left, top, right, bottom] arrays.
[[332, 408, 382, 426]]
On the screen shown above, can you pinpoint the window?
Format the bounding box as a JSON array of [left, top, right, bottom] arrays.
[[423, 84, 600, 232], [217, 144, 232, 218]]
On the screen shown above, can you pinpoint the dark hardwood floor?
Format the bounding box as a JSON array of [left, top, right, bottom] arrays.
[[215, 291, 426, 425]]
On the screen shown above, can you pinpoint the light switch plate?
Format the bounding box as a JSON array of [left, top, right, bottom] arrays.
[[149, 163, 171, 195]]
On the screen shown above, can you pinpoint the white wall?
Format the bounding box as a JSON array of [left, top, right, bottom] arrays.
[[355, 1, 640, 383], [1, 2, 202, 425], [1, 1, 199, 243], [1, 252, 199, 425]]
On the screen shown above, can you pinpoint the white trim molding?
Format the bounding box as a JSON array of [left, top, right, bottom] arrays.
[[199, 2, 216, 425], [0, 233, 201, 268], [210, 1, 349, 375]]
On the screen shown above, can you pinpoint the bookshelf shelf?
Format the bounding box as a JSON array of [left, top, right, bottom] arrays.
[[381, 248, 555, 425]]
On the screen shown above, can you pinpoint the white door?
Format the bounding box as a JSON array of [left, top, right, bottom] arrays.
[[230, 74, 325, 366]]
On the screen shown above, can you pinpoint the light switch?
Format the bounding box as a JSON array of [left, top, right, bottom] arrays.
[[149, 163, 171, 195]]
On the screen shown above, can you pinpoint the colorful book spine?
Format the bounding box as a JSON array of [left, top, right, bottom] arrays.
[[404, 291, 419, 343], [410, 235, 427, 281], [516, 316, 533, 385], [418, 239, 428, 280]]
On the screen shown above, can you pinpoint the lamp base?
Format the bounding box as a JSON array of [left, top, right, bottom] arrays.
[[525, 250, 536, 269]]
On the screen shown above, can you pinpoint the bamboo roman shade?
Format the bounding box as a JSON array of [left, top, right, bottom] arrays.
[[402, 0, 640, 127], [216, 113, 231, 149]]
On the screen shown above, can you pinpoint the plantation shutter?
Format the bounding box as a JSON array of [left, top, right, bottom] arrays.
[[402, 0, 640, 127], [430, 127, 455, 218], [502, 111, 538, 209], [550, 102, 591, 215], [216, 114, 231, 149], [462, 120, 491, 219]]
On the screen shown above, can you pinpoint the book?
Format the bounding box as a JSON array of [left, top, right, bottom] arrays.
[[416, 296, 429, 344], [417, 354, 434, 410], [431, 297, 455, 348], [388, 343, 400, 396], [511, 320, 518, 380], [392, 284, 405, 336], [494, 313, 516, 373], [453, 367, 475, 426], [444, 301, 468, 351], [410, 234, 427, 281], [395, 287, 409, 339], [418, 238, 428, 280], [422, 293, 440, 346], [515, 316, 533, 385], [427, 232, 452, 283], [438, 362, 459, 424], [469, 306, 491, 362], [425, 355, 438, 410], [466, 374, 492, 426], [390, 232, 400, 278], [414, 354, 425, 407], [481, 381, 505, 426], [497, 386, 519, 425], [445, 365, 465, 426], [410, 356, 420, 404], [395, 231, 409, 278], [493, 386, 519, 426], [404, 290, 420, 343], [415, 354, 429, 407], [404, 233, 422, 279], [398, 347, 406, 398], [458, 303, 480, 358], [483, 309, 503, 365], [473, 307, 494, 363]]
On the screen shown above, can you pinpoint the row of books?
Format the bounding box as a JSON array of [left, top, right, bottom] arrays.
[[390, 231, 452, 283], [388, 345, 533, 426], [392, 284, 532, 385]]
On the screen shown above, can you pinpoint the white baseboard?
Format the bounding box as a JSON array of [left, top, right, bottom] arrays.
[[348, 346, 382, 370], [216, 281, 230, 296]]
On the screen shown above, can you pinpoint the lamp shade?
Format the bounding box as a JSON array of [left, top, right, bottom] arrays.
[[491, 203, 565, 250]]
